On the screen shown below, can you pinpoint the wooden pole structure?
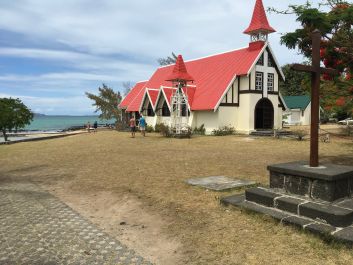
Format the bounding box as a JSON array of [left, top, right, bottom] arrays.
[[292, 30, 338, 167]]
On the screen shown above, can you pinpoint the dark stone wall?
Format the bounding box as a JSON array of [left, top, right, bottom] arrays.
[[270, 171, 353, 202]]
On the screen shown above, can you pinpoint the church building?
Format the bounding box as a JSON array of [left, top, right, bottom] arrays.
[[119, 0, 286, 134]]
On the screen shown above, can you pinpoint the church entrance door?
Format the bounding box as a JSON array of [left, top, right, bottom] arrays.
[[254, 98, 274, 129]]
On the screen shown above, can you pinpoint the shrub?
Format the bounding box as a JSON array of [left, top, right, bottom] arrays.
[[212, 126, 235, 136], [160, 124, 172, 137], [193, 124, 206, 135], [292, 129, 307, 141], [146, 125, 154, 133], [154, 123, 164, 133]]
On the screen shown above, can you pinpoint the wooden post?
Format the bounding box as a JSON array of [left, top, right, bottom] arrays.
[[292, 30, 338, 167]]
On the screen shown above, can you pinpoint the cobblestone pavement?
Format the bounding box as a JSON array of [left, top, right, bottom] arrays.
[[0, 182, 153, 265]]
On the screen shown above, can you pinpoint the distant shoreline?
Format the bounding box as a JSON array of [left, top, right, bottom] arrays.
[[24, 115, 115, 131]]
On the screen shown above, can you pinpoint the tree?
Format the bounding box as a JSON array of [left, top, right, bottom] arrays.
[[157, 52, 178, 66], [270, 1, 353, 118], [85, 84, 122, 125], [280, 64, 311, 96], [122, 81, 133, 96], [0, 98, 33, 141]]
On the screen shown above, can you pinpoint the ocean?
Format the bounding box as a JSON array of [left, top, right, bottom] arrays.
[[24, 116, 115, 131]]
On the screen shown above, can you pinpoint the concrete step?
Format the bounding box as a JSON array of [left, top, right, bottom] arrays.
[[220, 194, 353, 245], [243, 187, 353, 227], [245, 187, 281, 207], [250, 130, 293, 137]]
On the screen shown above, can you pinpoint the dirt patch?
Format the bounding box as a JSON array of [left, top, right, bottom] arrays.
[[45, 182, 183, 265]]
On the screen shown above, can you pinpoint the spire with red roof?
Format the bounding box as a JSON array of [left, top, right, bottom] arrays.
[[165, 55, 194, 82], [244, 0, 275, 43]]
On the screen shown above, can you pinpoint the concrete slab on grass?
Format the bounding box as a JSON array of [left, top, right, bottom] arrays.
[[185, 176, 256, 191]]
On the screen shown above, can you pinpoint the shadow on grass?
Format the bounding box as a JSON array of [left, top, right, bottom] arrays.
[[320, 155, 353, 166], [0, 164, 75, 185]]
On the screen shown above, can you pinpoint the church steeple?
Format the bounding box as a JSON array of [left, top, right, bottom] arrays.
[[244, 0, 275, 42]]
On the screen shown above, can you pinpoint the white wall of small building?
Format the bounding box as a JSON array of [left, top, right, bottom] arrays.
[[283, 104, 311, 126]]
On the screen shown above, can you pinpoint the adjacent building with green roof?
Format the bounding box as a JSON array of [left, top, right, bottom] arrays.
[[283, 95, 311, 125]]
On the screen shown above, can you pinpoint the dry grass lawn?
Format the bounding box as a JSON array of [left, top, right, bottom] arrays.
[[1, 131, 353, 264]]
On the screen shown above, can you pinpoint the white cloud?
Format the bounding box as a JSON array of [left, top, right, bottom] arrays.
[[0, 0, 305, 61], [0, 93, 95, 115], [0, 0, 308, 114]]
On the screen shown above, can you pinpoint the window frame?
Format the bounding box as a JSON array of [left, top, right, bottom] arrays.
[[255, 71, 264, 91], [267, 73, 274, 92]]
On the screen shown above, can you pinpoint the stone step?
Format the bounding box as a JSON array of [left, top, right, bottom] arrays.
[[299, 202, 353, 227], [245, 187, 281, 207], [250, 130, 292, 137], [243, 187, 353, 227], [220, 194, 353, 244]]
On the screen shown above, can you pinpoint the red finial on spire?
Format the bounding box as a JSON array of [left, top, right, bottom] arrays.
[[165, 55, 194, 82], [243, 0, 275, 35]]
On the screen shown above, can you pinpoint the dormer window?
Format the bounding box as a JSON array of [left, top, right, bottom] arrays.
[[256, 54, 264, 66], [162, 101, 170, 116], [255, 72, 263, 90], [147, 102, 155, 116]]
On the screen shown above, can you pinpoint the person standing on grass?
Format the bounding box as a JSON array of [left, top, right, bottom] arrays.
[[139, 115, 146, 137], [129, 116, 136, 138], [87, 122, 91, 133], [93, 121, 98, 133]]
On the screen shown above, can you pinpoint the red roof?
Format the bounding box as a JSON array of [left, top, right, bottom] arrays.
[[166, 55, 194, 82], [119, 81, 147, 109], [144, 44, 265, 110], [146, 89, 159, 107], [126, 86, 146, 112], [243, 0, 275, 34]]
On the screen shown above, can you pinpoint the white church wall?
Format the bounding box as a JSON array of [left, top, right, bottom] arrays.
[[145, 116, 156, 127], [267, 94, 282, 129], [193, 111, 219, 135], [240, 75, 250, 91], [218, 107, 238, 128], [236, 94, 252, 133], [157, 116, 171, 126]]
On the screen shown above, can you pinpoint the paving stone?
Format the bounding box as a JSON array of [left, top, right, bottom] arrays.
[[185, 176, 255, 191], [0, 182, 152, 264], [299, 202, 353, 227], [245, 187, 280, 207]]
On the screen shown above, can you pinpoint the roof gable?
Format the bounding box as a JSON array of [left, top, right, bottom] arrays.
[[283, 95, 311, 110], [144, 44, 265, 111], [126, 86, 146, 112], [119, 81, 147, 109]]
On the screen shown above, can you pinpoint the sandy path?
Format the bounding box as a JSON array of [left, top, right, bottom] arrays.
[[44, 182, 184, 265]]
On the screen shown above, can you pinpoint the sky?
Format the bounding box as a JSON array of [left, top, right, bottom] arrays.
[[0, 0, 309, 115]]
